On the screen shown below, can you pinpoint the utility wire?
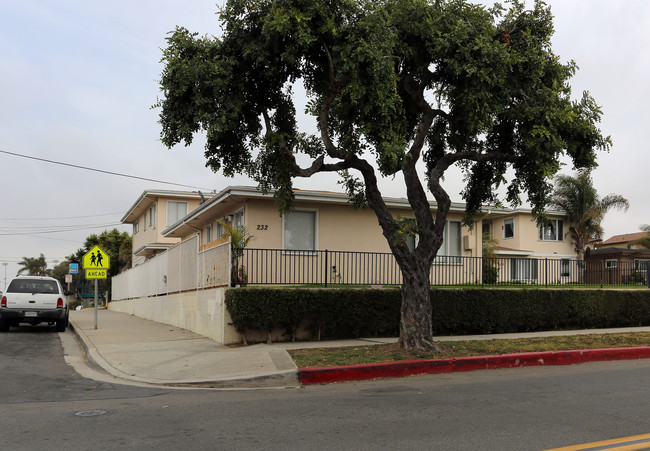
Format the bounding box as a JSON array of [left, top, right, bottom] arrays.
[[0, 222, 124, 231], [0, 222, 124, 236], [1, 212, 124, 221], [0, 149, 214, 191]]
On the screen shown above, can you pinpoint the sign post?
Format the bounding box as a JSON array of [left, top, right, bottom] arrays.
[[82, 246, 110, 329]]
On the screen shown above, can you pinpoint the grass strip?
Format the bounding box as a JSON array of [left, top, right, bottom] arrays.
[[288, 332, 650, 368]]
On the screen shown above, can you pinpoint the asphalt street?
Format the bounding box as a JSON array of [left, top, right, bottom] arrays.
[[1, 325, 649, 450]]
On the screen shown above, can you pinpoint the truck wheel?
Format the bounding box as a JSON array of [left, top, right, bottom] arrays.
[[55, 318, 67, 332], [0, 318, 9, 332]]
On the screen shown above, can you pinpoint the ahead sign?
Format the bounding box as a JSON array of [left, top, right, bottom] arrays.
[[86, 269, 107, 279]]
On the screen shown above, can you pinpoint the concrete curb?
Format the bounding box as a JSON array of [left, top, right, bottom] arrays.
[[298, 347, 650, 385]]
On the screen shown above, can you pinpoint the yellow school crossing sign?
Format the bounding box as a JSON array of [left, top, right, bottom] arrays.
[[83, 245, 110, 279]]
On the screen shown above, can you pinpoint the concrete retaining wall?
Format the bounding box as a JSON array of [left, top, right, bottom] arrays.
[[108, 288, 241, 345]]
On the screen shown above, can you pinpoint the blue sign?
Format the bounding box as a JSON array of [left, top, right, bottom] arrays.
[[69, 263, 79, 274]]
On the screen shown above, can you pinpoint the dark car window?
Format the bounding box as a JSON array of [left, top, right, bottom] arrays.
[[7, 280, 59, 294]]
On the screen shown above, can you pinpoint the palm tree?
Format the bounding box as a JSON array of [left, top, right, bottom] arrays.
[[17, 254, 48, 276], [217, 220, 252, 285], [551, 170, 629, 260]]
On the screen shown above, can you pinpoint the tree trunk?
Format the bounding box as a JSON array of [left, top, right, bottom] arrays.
[[398, 267, 444, 353]]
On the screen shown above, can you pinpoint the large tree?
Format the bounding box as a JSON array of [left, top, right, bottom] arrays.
[[156, 0, 610, 350], [17, 254, 48, 276], [550, 170, 629, 260]]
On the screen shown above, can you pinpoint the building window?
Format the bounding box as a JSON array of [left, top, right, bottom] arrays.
[[167, 201, 188, 225], [539, 219, 564, 241], [605, 259, 618, 269], [482, 221, 492, 237], [134, 220, 139, 234], [216, 220, 225, 239], [149, 204, 156, 229], [233, 210, 244, 229], [503, 218, 514, 239], [283, 210, 317, 252], [403, 220, 461, 263], [435, 221, 462, 264], [206, 224, 213, 243], [560, 259, 571, 277], [511, 258, 538, 281], [634, 259, 650, 272], [143, 211, 147, 231]]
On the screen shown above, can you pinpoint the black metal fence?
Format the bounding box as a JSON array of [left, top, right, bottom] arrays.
[[232, 248, 650, 288]]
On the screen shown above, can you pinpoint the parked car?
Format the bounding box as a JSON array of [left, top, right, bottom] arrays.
[[0, 276, 70, 332]]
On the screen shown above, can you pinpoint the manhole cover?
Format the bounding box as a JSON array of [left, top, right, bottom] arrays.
[[75, 410, 106, 417]]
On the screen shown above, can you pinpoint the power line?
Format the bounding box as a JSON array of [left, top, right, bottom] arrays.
[[0, 212, 124, 221], [0, 149, 214, 191], [0, 222, 124, 236], [0, 222, 124, 231]]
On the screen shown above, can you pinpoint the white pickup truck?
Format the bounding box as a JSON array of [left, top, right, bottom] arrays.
[[0, 276, 70, 332]]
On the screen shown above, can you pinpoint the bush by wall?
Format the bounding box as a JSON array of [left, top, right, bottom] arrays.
[[224, 287, 650, 343]]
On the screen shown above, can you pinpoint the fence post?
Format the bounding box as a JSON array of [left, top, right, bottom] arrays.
[[545, 258, 548, 287], [324, 249, 328, 288], [228, 237, 232, 287], [600, 259, 604, 289], [647, 261, 650, 289]]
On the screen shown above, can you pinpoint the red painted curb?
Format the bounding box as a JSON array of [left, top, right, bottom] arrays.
[[298, 346, 650, 385]]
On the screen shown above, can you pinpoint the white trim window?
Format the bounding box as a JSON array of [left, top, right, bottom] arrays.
[[143, 211, 147, 231], [634, 259, 650, 272], [605, 259, 618, 269], [233, 210, 244, 229], [167, 201, 188, 226], [134, 220, 139, 234], [511, 258, 538, 281], [404, 220, 462, 264], [149, 204, 156, 229], [216, 220, 225, 239], [538, 219, 564, 241], [283, 210, 317, 252], [503, 218, 514, 239], [435, 221, 462, 264], [482, 221, 492, 237], [206, 224, 213, 244]]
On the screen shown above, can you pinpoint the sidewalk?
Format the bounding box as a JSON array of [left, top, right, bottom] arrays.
[[69, 309, 299, 388], [68, 309, 650, 389]]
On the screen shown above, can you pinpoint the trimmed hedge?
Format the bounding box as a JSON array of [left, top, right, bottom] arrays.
[[224, 288, 650, 342]]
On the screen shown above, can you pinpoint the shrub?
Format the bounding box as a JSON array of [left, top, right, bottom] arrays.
[[224, 287, 650, 343]]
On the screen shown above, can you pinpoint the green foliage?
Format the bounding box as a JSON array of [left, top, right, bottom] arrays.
[[17, 254, 48, 276], [551, 169, 629, 259], [626, 271, 646, 285], [157, 0, 608, 222], [482, 262, 499, 285], [226, 287, 650, 342], [225, 288, 402, 341], [481, 232, 499, 284], [216, 219, 252, 260]]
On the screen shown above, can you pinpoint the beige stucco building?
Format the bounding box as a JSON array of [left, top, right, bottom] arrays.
[[120, 190, 214, 266], [118, 186, 576, 286], [159, 186, 575, 260]]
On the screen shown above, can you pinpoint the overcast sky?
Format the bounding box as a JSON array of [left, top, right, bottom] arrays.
[[0, 1, 648, 284]]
